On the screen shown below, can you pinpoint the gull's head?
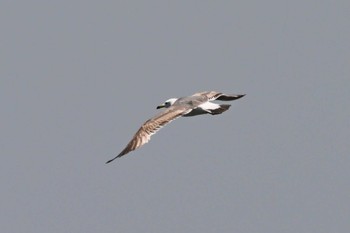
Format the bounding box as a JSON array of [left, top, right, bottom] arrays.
[[156, 98, 178, 109]]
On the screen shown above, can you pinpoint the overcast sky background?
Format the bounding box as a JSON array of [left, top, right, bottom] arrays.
[[1, 1, 349, 233]]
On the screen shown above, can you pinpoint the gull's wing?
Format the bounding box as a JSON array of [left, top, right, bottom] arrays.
[[106, 105, 189, 163], [193, 91, 245, 101]]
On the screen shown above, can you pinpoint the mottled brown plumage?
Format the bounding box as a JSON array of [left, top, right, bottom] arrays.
[[106, 91, 245, 163], [106, 105, 189, 163]]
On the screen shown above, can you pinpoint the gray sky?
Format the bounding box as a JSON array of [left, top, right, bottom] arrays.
[[1, 1, 349, 232]]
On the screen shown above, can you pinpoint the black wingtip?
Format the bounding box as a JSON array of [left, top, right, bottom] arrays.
[[106, 152, 126, 164], [105, 156, 118, 164], [216, 93, 246, 101]]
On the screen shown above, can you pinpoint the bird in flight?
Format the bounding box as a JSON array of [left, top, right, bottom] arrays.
[[106, 91, 245, 163]]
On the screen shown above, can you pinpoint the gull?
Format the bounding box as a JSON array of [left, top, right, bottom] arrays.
[[106, 91, 245, 163]]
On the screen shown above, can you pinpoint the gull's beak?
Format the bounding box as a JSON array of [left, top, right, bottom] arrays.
[[156, 104, 165, 109]]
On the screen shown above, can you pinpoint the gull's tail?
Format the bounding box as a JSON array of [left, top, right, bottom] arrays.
[[209, 104, 231, 115]]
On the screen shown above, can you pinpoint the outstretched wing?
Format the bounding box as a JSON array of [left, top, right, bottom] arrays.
[[193, 91, 245, 101], [106, 105, 189, 163]]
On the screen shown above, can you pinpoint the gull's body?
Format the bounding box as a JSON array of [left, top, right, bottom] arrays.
[[106, 91, 245, 163]]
